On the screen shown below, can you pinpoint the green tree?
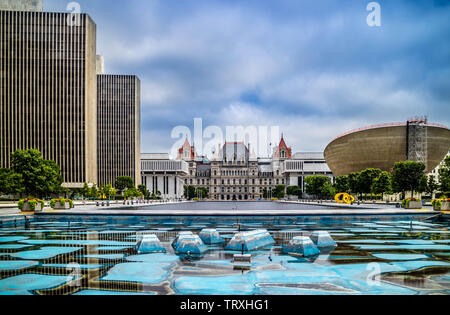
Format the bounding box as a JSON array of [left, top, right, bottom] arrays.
[[418, 175, 428, 196], [0, 168, 24, 196], [305, 175, 333, 199], [334, 175, 349, 193], [392, 161, 426, 199], [80, 183, 91, 200], [90, 184, 99, 200], [321, 180, 335, 199], [42, 160, 64, 197], [98, 186, 105, 200], [101, 184, 114, 200], [439, 156, 450, 194], [286, 186, 302, 199], [371, 171, 392, 198], [358, 168, 382, 197], [348, 172, 362, 197], [60, 186, 71, 199], [273, 185, 286, 199], [425, 176, 438, 197], [196, 187, 209, 199], [124, 187, 143, 199], [10, 149, 62, 198], [114, 176, 134, 193], [138, 185, 151, 199], [110, 188, 117, 200], [184, 185, 196, 200], [262, 188, 277, 199], [137, 184, 146, 195], [69, 188, 81, 200]]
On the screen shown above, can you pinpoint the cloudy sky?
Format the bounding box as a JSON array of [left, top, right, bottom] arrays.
[[46, 0, 450, 156]]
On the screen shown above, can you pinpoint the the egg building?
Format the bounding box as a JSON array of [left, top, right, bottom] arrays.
[[324, 119, 450, 177]]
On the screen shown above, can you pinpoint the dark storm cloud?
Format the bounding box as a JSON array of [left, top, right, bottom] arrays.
[[45, 0, 450, 153]]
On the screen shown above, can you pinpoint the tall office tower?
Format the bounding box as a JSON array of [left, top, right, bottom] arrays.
[[97, 75, 141, 187], [0, 0, 43, 12], [0, 10, 98, 188]]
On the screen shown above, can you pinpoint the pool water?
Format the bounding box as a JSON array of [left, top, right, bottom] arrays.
[[0, 215, 449, 295]]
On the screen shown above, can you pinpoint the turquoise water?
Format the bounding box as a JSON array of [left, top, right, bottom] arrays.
[[0, 215, 448, 295]]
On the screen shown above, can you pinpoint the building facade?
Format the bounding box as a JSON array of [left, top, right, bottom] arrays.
[[177, 137, 334, 200], [0, 9, 98, 187], [325, 120, 450, 177], [141, 154, 189, 200], [97, 74, 141, 186], [283, 152, 334, 192]]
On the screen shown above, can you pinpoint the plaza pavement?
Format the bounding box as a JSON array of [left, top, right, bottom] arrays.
[[0, 200, 440, 219], [34, 201, 437, 217]]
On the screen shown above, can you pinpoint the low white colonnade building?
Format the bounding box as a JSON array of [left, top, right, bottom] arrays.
[[141, 154, 189, 200]]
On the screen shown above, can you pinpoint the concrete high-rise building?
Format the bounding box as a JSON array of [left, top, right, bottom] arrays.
[[0, 10, 98, 187], [97, 75, 141, 187], [0, 0, 43, 12]]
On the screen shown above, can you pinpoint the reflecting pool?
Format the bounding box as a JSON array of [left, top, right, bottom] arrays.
[[0, 214, 449, 295]]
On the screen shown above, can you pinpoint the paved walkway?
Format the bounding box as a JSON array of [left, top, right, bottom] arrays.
[[36, 207, 436, 217], [3, 200, 440, 218], [0, 201, 193, 219], [0, 208, 30, 218]]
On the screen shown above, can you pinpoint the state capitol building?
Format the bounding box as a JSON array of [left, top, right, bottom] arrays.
[[141, 135, 334, 201]]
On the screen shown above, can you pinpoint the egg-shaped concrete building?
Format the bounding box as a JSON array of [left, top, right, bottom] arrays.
[[324, 120, 450, 177]]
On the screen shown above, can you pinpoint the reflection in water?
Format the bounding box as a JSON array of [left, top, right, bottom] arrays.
[[0, 215, 449, 295]]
